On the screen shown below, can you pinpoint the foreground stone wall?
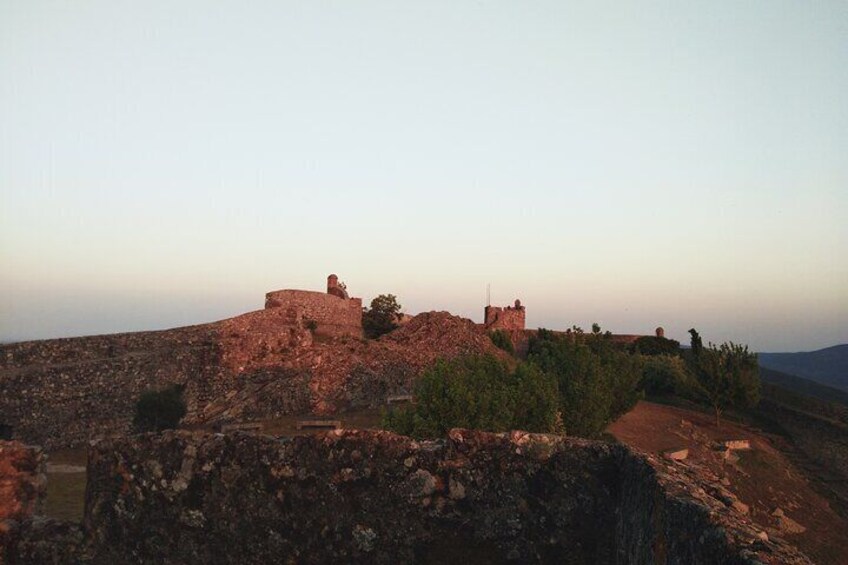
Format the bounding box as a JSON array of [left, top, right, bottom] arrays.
[[0, 442, 45, 523], [0, 441, 46, 563], [2, 429, 809, 564]]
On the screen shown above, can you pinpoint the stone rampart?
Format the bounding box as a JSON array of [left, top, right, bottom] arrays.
[[0, 325, 221, 450], [3, 429, 805, 564], [484, 300, 526, 331], [265, 289, 362, 338]]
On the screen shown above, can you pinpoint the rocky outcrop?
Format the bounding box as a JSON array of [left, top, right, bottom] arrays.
[[3, 430, 812, 564]]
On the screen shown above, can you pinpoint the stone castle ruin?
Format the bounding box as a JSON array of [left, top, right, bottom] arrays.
[[264, 274, 363, 338], [484, 299, 526, 331]]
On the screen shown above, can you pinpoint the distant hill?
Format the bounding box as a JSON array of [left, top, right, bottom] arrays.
[[759, 344, 848, 392], [760, 367, 848, 409]]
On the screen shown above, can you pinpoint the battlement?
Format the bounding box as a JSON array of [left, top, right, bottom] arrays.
[[484, 299, 526, 331]]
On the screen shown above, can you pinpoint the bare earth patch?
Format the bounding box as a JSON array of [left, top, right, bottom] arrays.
[[608, 400, 848, 564]]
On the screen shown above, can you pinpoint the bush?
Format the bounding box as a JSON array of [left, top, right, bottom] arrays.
[[488, 329, 515, 354], [640, 354, 695, 396], [133, 384, 187, 433], [630, 336, 681, 356], [382, 355, 560, 439], [527, 330, 643, 437]]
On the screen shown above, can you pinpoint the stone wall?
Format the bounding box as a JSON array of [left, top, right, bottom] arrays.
[[0, 325, 221, 450], [265, 289, 362, 338], [2, 429, 806, 564], [1, 309, 508, 450], [0, 441, 47, 563], [0, 442, 45, 523], [484, 300, 526, 331]]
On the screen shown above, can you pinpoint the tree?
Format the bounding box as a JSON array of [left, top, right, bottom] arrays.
[[362, 294, 402, 338], [639, 354, 696, 396], [688, 341, 760, 427], [133, 384, 187, 433], [688, 328, 703, 357], [527, 330, 643, 437], [381, 355, 560, 439]]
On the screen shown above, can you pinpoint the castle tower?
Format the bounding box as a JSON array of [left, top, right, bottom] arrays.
[[484, 299, 526, 331], [327, 274, 349, 299]]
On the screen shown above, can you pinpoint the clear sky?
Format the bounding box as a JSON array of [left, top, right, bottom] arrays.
[[1, 1, 846, 352]]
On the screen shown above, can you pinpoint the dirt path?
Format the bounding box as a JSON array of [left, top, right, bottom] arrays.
[[608, 401, 848, 564]]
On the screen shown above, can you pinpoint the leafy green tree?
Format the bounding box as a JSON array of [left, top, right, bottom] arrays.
[[488, 329, 515, 354], [133, 384, 187, 433], [688, 341, 760, 427], [527, 330, 643, 437], [362, 294, 402, 338], [382, 355, 559, 439]]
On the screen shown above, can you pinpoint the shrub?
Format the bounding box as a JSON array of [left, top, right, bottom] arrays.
[[382, 355, 559, 439], [640, 354, 694, 396], [527, 330, 643, 437], [133, 384, 187, 433], [304, 319, 318, 333], [630, 336, 681, 356], [488, 329, 515, 354]]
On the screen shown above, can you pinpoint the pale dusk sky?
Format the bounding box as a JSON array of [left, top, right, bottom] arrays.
[[1, 1, 846, 351]]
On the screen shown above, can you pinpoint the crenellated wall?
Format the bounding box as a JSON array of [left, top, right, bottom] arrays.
[[484, 300, 526, 331]]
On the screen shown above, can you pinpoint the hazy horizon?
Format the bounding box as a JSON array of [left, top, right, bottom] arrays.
[[2, 1, 846, 352]]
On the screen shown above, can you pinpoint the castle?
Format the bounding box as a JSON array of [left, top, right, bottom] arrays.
[[263, 274, 661, 344], [264, 274, 363, 338], [484, 299, 526, 331]]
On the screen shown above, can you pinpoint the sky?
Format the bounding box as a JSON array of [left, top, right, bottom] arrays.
[[1, 1, 846, 352]]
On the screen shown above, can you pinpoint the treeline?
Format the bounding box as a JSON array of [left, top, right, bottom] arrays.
[[383, 327, 761, 439]]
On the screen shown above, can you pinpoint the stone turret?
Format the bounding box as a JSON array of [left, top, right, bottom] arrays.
[[327, 274, 349, 299]]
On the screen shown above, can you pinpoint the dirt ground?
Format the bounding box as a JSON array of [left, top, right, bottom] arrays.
[[608, 400, 848, 564]]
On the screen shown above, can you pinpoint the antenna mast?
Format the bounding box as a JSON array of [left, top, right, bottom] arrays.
[[487, 283, 491, 306]]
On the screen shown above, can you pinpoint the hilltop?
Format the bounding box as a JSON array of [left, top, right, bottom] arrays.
[[0, 304, 507, 449]]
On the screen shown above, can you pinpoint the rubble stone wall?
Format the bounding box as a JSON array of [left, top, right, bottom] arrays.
[[484, 304, 526, 331], [265, 289, 362, 338], [51, 429, 809, 564], [0, 441, 45, 523], [0, 441, 47, 564], [0, 325, 221, 450]]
